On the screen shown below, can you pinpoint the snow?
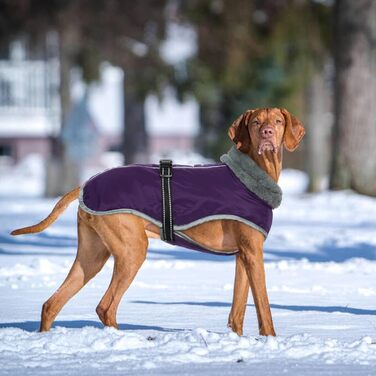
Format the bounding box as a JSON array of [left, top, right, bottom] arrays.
[[1, 327, 374, 374], [0, 170, 375, 375], [278, 168, 309, 194], [0, 154, 45, 197]]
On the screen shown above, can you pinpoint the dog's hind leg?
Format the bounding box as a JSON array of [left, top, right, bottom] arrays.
[[228, 254, 250, 336], [93, 214, 148, 329], [40, 215, 110, 332]]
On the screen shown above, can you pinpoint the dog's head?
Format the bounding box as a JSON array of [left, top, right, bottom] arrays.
[[228, 108, 305, 156]]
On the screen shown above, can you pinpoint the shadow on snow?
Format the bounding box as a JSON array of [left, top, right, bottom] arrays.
[[1, 303, 374, 333], [131, 300, 376, 316], [0, 320, 183, 333], [265, 241, 376, 263]]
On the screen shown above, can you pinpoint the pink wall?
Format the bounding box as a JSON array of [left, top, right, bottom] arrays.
[[0, 138, 51, 163]]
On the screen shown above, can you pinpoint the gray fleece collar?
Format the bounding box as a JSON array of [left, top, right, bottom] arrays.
[[220, 146, 282, 208]]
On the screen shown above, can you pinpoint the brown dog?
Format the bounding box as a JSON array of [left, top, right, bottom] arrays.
[[11, 108, 304, 336]]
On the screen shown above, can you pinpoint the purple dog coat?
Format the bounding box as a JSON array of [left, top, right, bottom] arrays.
[[79, 147, 282, 255]]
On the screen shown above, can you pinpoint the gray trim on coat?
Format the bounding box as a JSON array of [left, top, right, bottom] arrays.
[[220, 146, 282, 208], [174, 214, 267, 237], [174, 231, 238, 255]]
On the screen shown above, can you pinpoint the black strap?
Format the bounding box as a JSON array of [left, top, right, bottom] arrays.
[[160, 159, 174, 241]]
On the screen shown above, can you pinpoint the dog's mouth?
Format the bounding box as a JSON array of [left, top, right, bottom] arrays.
[[258, 141, 278, 155]]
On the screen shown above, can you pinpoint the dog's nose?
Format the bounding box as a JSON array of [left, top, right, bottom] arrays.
[[260, 126, 274, 138]]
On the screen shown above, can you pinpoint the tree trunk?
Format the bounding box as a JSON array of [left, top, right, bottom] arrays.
[[330, 0, 376, 195], [305, 69, 332, 192], [196, 102, 223, 159], [45, 20, 80, 196], [123, 77, 148, 164], [196, 95, 233, 160]]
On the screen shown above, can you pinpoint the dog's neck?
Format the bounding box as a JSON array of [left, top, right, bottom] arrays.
[[248, 149, 282, 183], [220, 147, 282, 208]]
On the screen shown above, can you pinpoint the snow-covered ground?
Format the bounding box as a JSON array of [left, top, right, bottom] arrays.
[[0, 170, 375, 375]]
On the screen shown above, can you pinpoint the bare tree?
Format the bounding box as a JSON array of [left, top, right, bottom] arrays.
[[330, 0, 376, 196]]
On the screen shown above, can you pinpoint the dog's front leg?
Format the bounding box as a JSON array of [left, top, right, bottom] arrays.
[[238, 227, 276, 336], [228, 254, 249, 336]]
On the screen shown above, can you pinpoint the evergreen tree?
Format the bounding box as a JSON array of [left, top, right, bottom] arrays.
[[176, 0, 332, 162]]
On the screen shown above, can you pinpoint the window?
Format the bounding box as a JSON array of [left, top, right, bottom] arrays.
[[0, 144, 13, 157]]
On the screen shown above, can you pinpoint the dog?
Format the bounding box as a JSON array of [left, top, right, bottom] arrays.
[[11, 108, 305, 336]]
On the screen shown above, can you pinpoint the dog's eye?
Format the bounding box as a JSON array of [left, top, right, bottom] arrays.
[[252, 120, 261, 126], [275, 119, 283, 124]]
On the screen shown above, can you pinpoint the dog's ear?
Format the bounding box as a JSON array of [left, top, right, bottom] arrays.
[[228, 110, 254, 153], [280, 108, 305, 152]]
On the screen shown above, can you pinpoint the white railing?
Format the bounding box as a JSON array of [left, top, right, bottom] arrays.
[[0, 59, 60, 117]]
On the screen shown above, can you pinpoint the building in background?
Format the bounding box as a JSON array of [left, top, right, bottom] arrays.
[[0, 37, 60, 165], [0, 36, 201, 168], [0, 34, 202, 196], [0, 39, 123, 169]]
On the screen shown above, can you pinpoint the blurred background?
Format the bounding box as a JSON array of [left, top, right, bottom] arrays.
[[0, 0, 375, 198]]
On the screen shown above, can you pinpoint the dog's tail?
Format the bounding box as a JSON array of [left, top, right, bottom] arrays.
[[11, 187, 80, 236]]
